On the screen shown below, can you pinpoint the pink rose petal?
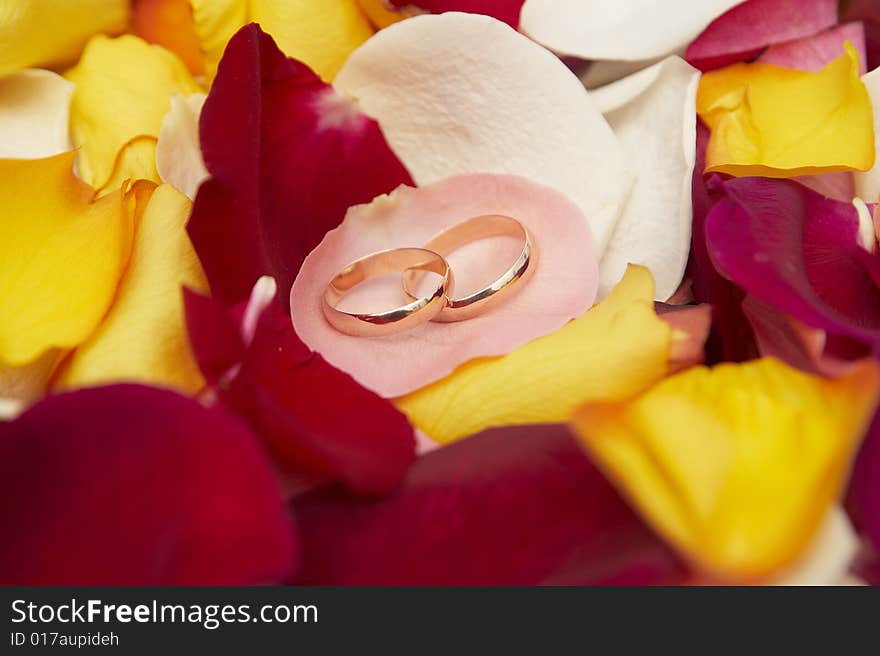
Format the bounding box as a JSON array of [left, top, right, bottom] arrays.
[[685, 0, 838, 71], [290, 173, 598, 398], [759, 23, 868, 73]]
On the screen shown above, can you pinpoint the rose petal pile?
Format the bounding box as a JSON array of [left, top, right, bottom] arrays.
[[1, 0, 880, 586]]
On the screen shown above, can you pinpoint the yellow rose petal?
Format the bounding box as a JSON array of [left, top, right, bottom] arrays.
[[65, 35, 200, 190], [0, 0, 128, 77], [191, 0, 374, 81], [697, 43, 875, 177], [0, 152, 134, 366], [396, 265, 673, 444], [54, 183, 208, 394], [571, 358, 880, 581]]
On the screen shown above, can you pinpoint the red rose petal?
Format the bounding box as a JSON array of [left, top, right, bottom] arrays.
[[183, 287, 246, 385], [685, 0, 838, 72], [389, 0, 525, 28], [295, 424, 686, 585], [185, 288, 417, 496], [188, 24, 413, 307], [0, 385, 297, 585]]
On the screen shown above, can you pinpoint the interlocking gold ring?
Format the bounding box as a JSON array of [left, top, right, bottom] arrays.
[[323, 248, 453, 337], [403, 215, 535, 322]]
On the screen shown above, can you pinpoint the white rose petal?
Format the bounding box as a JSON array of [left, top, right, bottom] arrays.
[[156, 92, 209, 201], [334, 12, 633, 255], [597, 57, 700, 300], [521, 0, 745, 62]]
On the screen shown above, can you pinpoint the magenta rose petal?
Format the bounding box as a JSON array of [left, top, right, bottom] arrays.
[[0, 385, 297, 585], [294, 424, 686, 585], [688, 123, 758, 363], [685, 0, 838, 71], [742, 295, 870, 376], [795, 171, 857, 203], [706, 177, 880, 353], [758, 22, 868, 73], [388, 0, 525, 28], [848, 410, 880, 556], [188, 24, 414, 307]]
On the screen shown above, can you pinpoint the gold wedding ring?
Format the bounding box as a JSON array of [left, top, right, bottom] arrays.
[[322, 248, 453, 337], [403, 215, 535, 322]]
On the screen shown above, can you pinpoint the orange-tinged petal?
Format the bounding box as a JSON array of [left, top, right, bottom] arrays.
[[697, 43, 875, 177], [0, 0, 128, 77], [132, 0, 206, 76], [355, 0, 412, 28], [0, 350, 65, 404], [54, 183, 207, 394], [0, 152, 134, 366], [65, 35, 200, 190], [395, 265, 676, 444], [571, 358, 880, 581], [191, 0, 374, 81], [97, 136, 161, 198]]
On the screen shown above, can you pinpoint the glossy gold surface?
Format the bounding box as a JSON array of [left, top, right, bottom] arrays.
[[403, 215, 536, 322], [323, 248, 453, 337]]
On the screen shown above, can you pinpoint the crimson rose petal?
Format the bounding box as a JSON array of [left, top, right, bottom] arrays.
[[705, 177, 880, 358], [685, 0, 838, 71], [688, 123, 758, 363], [188, 24, 414, 307], [842, 0, 880, 70], [849, 410, 880, 557], [0, 385, 297, 585], [294, 424, 686, 585], [185, 289, 417, 496]]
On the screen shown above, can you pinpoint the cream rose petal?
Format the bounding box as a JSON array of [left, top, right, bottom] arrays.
[[520, 0, 746, 62], [855, 66, 880, 203], [156, 93, 209, 201], [597, 57, 700, 301], [334, 12, 632, 255], [0, 69, 73, 159]]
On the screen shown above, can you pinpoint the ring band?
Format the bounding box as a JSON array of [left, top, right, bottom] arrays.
[[323, 248, 453, 337], [403, 215, 536, 322]]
